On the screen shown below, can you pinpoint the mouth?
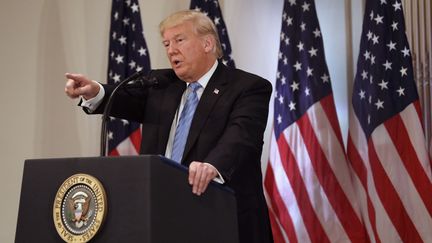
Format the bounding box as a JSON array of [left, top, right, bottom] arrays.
[[171, 59, 181, 68]]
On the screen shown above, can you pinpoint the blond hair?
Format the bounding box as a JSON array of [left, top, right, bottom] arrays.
[[159, 10, 223, 58]]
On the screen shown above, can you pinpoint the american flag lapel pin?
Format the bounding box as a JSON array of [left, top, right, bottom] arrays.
[[213, 88, 219, 95]]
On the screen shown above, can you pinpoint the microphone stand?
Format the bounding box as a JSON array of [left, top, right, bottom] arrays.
[[100, 71, 157, 156]]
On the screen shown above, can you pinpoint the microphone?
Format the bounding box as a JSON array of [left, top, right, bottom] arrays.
[[133, 74, 159, 88], [100, 70, 159, 156]]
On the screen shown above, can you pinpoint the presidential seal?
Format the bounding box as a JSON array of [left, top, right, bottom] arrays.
[[53, 174, 107, 243]]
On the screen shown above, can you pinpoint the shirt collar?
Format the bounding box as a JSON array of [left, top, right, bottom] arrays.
[[187, 60, 218, 90]]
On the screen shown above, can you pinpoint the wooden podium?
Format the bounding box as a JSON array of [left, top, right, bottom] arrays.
[[15, 155, 239, 242]]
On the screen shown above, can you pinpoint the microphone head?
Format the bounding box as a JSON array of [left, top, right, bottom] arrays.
[[148, 69, 176, 89], [137, 76, 158, 88], [126, 69, 176, 89]]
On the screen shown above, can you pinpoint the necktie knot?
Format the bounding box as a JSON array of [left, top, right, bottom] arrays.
[[188, 82, 201, 93]]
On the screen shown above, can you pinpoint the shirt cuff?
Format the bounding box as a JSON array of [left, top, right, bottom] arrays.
[[80, 82, 105, 113], [204, 163, 225, 184]]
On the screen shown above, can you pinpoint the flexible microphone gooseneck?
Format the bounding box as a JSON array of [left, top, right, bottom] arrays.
[[100, 71, 158, 156]]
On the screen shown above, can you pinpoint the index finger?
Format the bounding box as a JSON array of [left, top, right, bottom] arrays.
[[188, 162, 198, 185], [65, 72, 80, 80], [65, 73, 89, 85]]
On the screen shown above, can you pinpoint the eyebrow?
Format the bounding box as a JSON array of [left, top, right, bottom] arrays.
[[163, 33, 186, 41]]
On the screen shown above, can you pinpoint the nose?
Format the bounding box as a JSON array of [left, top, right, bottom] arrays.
[[167, 42, 178, 56]]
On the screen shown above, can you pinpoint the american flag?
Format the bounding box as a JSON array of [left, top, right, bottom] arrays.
[[347, 0, 432, 242], [264, 0, 368, 242], [430, 139, 432, 158], [190, 0, 235, 68], [106, 0, 151, 156]]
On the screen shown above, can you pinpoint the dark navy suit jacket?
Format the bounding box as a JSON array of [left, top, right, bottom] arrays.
[[94, 63, 273, 243]]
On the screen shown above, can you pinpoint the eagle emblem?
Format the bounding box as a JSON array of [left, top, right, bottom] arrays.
[[68, 191, 93, 228], [53, 174, 107, 242]]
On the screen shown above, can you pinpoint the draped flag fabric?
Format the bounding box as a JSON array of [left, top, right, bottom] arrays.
[[264, 0, 368, 242], [190, 0, 235, 68], [430, 139, 432, 158], [106, 0, 151, 156], [347, 0, 432, 242]]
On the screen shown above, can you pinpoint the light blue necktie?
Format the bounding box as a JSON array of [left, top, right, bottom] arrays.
[[171, 82, 201, 163]]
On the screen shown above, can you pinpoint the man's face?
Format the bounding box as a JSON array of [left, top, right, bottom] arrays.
[[162, 21, 210, 82]]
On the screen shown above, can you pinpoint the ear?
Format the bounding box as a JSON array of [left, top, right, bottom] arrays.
[[203, 35, 214, 53]]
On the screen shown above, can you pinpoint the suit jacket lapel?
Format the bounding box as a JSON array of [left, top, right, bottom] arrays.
[[182, 63, 229, 162]]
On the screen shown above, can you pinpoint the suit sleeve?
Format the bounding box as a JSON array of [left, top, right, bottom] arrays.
[[86, 83, 148, 123], [85, 69, 177, 123]]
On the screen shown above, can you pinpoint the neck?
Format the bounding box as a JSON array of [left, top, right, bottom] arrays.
[[185, 58, 217, 83]]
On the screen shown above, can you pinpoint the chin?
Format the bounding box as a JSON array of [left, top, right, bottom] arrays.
[[173, 69, 188, 81], [173, 69, 182, 77]]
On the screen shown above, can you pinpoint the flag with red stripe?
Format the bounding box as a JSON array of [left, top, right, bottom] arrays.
[[347, 0, 432, 242], [106, 0, 151, 156], [430, 138, 432, 159], [264, 0, 368, 242]]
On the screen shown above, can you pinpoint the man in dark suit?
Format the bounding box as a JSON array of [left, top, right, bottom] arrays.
[[65, 10, 273, 243]]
